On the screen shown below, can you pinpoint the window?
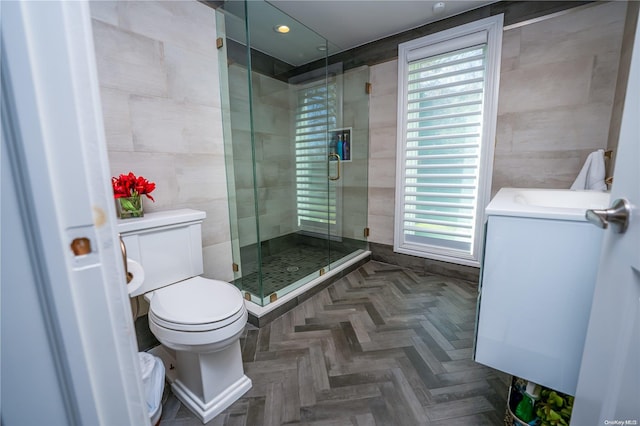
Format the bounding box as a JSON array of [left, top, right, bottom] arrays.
[[295, 80, 338, 234], [394, 16, 503, 266]]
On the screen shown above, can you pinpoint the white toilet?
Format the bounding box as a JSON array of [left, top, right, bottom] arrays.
[[119, 209, 252, 423]]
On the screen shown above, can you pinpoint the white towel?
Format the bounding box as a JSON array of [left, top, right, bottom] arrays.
[[570, 149, 607, 191]]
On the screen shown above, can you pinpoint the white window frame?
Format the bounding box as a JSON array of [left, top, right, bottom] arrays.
[[394, 15, 503, 267]]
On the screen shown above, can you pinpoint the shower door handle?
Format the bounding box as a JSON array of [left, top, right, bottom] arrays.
[[329, 153, 341, 181]]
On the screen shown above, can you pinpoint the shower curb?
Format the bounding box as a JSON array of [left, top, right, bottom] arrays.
[[247, 254, 371, 328]]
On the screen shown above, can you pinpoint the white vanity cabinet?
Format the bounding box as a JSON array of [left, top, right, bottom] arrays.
[[474, 188, 609, 395]]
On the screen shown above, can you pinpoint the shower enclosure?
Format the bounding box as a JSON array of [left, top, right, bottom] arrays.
[[216, 0, 369, 308]]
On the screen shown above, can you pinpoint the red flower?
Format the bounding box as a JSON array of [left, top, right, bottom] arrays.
[[112, 172, 156, 201]]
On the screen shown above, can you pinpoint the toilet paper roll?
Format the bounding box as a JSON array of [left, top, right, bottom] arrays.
[[127, 258, 145, 295]]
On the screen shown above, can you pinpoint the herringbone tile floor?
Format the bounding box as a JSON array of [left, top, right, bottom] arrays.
[[159, 261, 510, 426]]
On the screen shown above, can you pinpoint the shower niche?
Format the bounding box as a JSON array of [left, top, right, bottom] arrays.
[[215, 1, 370, 311]]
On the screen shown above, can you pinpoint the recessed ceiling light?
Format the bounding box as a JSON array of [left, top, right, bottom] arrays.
[[433, 2, 445, 15], [317, 45, 327, 52], [274, 25, 290, 34]]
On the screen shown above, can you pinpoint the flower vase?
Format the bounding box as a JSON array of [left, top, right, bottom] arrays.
[[116, 196, 144, 219]]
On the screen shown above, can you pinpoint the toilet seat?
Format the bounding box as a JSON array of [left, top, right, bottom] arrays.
[[148, 277, 245, 332]]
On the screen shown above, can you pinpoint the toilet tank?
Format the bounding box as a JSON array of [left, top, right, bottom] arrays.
[[118, 209, 206, 297]]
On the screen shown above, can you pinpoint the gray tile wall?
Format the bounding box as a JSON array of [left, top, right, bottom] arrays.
[[368, 59, 399, 246], [367, 2, 627, 246], [90, 1, 233, 319], [493, 1, 626, 194], [227, 64, 297, 249]]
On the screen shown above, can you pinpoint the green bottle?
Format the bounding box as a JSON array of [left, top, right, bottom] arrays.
[[515, 381, 540, 423]]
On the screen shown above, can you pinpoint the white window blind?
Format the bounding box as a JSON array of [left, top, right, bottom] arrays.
[[403, 44, 485, 252], [395, 16, 503, 266], [295, 81, 337, 233]]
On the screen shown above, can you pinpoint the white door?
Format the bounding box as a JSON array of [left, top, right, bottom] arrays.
[[572, 8, 640, 424], [2, 1, 148, 424]]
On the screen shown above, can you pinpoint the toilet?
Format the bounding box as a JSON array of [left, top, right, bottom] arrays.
[[118, 209, 252, 423]]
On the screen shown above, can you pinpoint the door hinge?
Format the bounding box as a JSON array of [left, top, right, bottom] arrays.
[[269, 293, 278, 303], [232, 262, 239, 272], [364, 227, 370, 238], [216, 37, 224, 49], [365, 82, 372, 95]]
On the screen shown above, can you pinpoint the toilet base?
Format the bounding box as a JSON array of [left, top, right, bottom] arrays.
[[149, 343, 252, 423], [172, 374, 252, 423]]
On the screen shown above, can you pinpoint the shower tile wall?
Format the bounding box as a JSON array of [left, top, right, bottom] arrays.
[[367, 59, 399, 246], [228, 64, 296, 249], [367, 1, 627, 247], [251, 72, 297, 242], [90, 1, 234, 318]]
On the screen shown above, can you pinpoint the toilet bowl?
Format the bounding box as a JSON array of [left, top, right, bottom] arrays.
[[119, 209, 252, 423], [147, 277, 246, 352]]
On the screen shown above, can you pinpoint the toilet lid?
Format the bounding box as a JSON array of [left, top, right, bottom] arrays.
[[149, 277, 244, 326]]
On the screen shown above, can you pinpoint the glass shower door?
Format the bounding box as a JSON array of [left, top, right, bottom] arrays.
[[245, 0, 333, 305], [217, 0, 368, 307], [328, 65, 370, 267]]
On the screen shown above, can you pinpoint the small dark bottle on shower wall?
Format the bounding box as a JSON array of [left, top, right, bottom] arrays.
[[343, 132, 350, 160]]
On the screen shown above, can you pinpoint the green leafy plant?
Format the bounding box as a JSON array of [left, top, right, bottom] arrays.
[[535, 388, 574, 426]]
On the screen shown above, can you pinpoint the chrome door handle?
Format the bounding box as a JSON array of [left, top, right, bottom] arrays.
[[585, 198, 630, 233]]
